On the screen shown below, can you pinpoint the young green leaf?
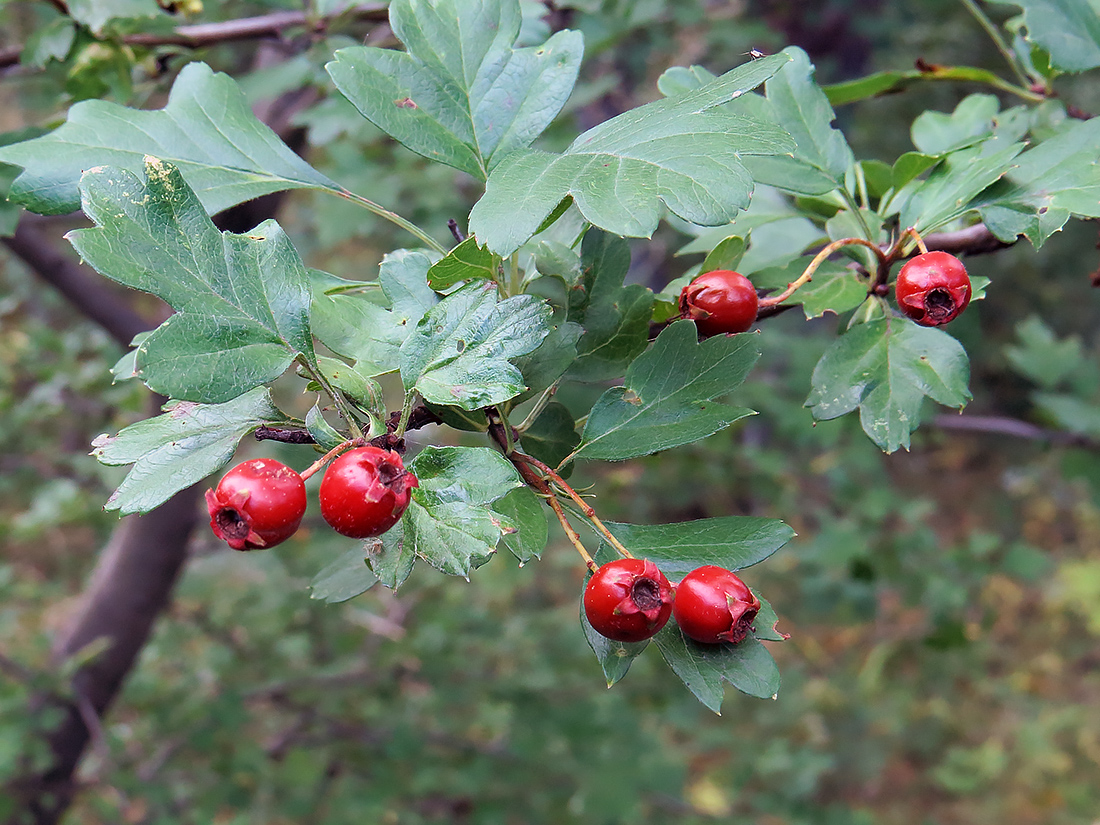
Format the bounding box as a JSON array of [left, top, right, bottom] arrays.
[[806, 316, 972, 452], [68, 159, 317, 403], [326, 0, 583, 181], [0, 62, 337, 216], [402, 446, 524, 577], [427, 237, 498, 290], [469, 53, 797, 255], [310, 547, 380, 604], [654, 625, 781, 711], [400, 281, 552, 409], [571, 321, 759, 462], [599, 517, 794, 576], [91, 387, 290, 515]]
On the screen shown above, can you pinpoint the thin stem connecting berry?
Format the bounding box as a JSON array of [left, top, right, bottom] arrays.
[[758, 238, 888, 308], [299, 438, 365, 481]]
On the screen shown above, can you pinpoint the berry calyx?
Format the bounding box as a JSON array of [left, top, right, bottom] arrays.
[[672, 565, 761, 645], [319, 446, 418, 538], [894, 251, 971, 326], [583, 558, 674, 643], [205, 458, 307, 551], [679, 269, 759, 336]]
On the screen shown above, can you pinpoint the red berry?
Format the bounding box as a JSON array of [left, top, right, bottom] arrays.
[[205, 459, 307, 551], [894, 251, 971, 326], [679, 269, 759, 336], [319, 446, 418, 538], [672, 565, 761, 645], [583, 558, 674, 643]]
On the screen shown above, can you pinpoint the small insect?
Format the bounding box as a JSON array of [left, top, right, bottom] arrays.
[[746, 48, 768, 60]]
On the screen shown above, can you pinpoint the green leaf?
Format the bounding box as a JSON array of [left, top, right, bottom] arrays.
[[403, 446, 524, 577], [310, 547, 380, 603], [0, 62, 337, 216], [427, 238, 498, 290], [806, 317, 972, 452], [469, 53, 796, 255], [656, 64, 717, 96], [318, 357, 385, 421], [977, 117, 1100, 246], [520, 402, 580, 470], [1034, 392, 1100, 436], [654, 627, 781, 710], [600, 517, 794, 576], [305, 403, 346, 450], [367, 521, 418, 590], [700, 236, 746, 274], [753, 597, 789, 642], [580, 594, 650, 687], [67, 159, 316, 403], [312, 250, 439, 378], [67, 0, 164, 34], [566, 231, 655, 382], [22, 18, 76, 69], [512, 321, 584, 400], [91, 387, 289, 515], [573, 321, 759, 461], [380, 248, 441, 322], [400, 281, 552, 409], [892, 152, 941, 189], [765, 47, 854, 182], [326, 0, 583, 180], [898, 140, 1024, 235], [1005, 316, 1086, 388], [825, 65, 1043, 106], [491, 486, 548, 563], [911, 94, 999, 155], [798, 262, 869, 319], [990, 0, 1100, 71]]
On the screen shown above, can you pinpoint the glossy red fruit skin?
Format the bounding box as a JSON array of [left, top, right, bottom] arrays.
[[895, 251, 971, 326], [679, 269, 759, 336], [672, 565, 761, 645], [319, 446, 418, 539], [583, 558, 675, 643], [205, 459, 307, 551]]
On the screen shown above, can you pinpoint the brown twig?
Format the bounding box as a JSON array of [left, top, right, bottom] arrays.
[[0, 4, 389, 69]]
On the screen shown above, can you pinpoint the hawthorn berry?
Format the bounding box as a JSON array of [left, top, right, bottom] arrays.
[[583, 558, 674, 643], [672, 565, 761, 645], [205, 458, 307, 551], [895, 251, 971, 326], [679, 269, 759, 336], [319, 446, 418, 538]]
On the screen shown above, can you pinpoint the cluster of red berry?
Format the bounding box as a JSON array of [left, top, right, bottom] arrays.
[[677, 250, 971, 335], [205, 446, 418, 550], [584, 558, 761, 645]]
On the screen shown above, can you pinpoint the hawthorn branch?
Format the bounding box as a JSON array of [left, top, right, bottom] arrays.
[[930, 413, 1095, 447], [0, 4, 388, 70]]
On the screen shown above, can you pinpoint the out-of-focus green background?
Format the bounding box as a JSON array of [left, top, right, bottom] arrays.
[[2, 1, 1099, 822]]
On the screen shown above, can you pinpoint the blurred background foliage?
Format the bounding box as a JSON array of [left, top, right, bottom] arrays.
[[2, 0, 1100, 822]]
